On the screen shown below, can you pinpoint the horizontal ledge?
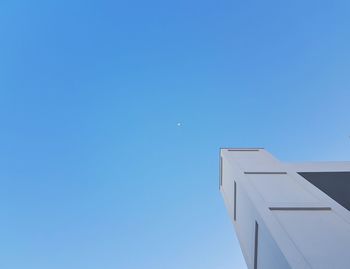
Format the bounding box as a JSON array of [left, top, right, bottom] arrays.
[[244, 172, 287, 175], [228, 149, 260, 152], [227, 149, 262, 152], [269, 207, 331, 211], [220, 148, 264, 151]]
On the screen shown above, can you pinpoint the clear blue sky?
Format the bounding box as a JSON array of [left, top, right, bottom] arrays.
[[1, 0, 350, 268]]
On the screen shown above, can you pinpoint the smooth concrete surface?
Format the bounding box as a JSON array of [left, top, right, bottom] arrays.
[[220, 149, 350, 269]]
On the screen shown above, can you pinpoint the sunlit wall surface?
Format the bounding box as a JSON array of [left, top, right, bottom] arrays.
[[220, 148, 350, 269]]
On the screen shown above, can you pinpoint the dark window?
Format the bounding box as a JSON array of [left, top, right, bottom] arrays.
[[219, 157, 223, 188], [234, 181, 237, 221], [299, 172, 350, 211], [254, 221, 259, 269], [233, 181, 237, 221]]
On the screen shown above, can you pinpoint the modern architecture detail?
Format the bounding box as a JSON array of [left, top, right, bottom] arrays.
[[220, 148, 350, 269]]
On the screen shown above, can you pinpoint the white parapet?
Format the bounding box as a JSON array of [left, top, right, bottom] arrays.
[[220, 148, 350, 269]]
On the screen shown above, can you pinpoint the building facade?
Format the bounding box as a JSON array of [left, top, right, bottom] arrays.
[[220, 148, 350, 269]]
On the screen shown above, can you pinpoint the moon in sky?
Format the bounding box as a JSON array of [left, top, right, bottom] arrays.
[[177, 122, 182, 127]]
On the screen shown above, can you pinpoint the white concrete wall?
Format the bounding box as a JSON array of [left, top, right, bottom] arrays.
[[220, 148, 350, 269]]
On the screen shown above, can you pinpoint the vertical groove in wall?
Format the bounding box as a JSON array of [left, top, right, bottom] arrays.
[[219, 156, 223, 189], [254, 221, 259, 269], [234, 181, 237, 221]]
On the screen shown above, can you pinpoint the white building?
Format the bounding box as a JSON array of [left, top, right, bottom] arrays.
[[220, 148, 350, 269]]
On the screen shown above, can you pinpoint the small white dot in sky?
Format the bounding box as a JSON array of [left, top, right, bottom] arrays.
[[177, 122, 182, 127]]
